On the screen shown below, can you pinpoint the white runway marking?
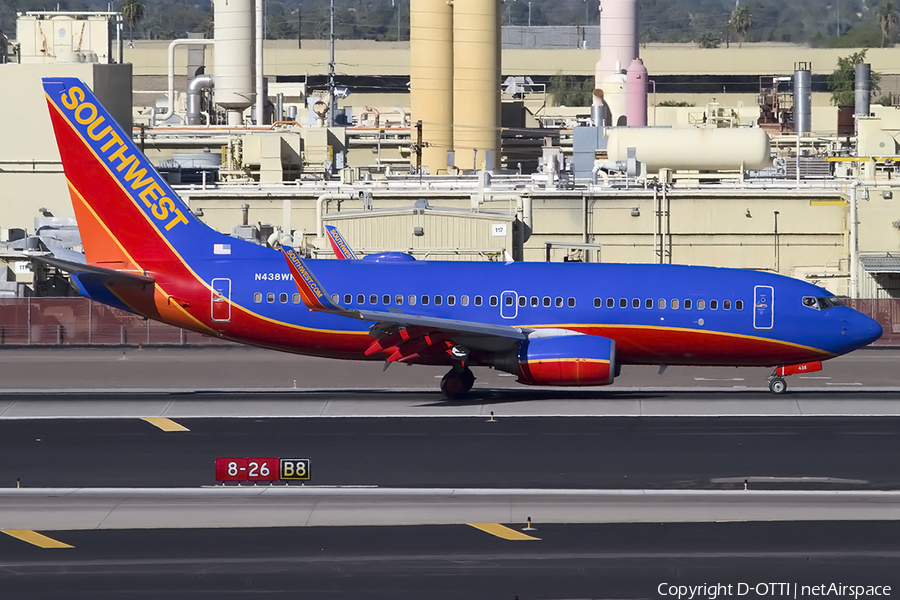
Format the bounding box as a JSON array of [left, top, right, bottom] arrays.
[[694, 378, 745, 381]]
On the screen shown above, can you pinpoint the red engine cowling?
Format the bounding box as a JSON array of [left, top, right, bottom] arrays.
[[517, 334, 617, 386]]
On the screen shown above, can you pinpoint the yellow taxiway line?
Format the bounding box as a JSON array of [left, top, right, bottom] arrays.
[[467, 523, 540, 541], [141, 417, 189, 432], [2, 530, 73, 548]]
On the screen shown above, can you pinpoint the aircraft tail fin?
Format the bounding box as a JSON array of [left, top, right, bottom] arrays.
[[42, 77, 259, 270], [325, 225, 358, 260]]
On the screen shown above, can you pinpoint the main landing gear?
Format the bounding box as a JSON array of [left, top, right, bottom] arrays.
[[440, 364, 475, 398]]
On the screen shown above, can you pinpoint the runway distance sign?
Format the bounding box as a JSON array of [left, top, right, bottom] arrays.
[[279, 458, 311, 480], [215, 457, 280, 482]]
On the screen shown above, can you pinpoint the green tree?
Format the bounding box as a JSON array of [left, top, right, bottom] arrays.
[[827, 49, 882, 106], [876, 0, 899, 47], [547, 73, 591, 107], [121, 0, 144, 41], [729, 4, 752, 47], [696, 32, 721, 48]]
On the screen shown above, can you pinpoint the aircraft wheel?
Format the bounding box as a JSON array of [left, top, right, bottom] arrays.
[[768, 377, 787, 394], [441, 368, 475, 398]]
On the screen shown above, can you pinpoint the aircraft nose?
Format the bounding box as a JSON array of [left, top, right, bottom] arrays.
[[847, 312, 883, 349]]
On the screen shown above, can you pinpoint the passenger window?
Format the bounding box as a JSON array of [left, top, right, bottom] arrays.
[[555, 297, 564, 307], [474, 295, 483, 306], [369, 294, 377, 305], [395, 294, 404, 305], [434, 295, 443, 306], [408, 294, 417, 306], [382, 294, 391, 305], [568, 297, 576, 308], [724, 300, 731, 310], [357, 294, 364, 305], [293, 293, 300, 304], [448, 295, 456, 306], [658, 298, 666, 309], [505, 296, 514, 306], [490, 296, 498, 307], [254, 292, 262, 303], [697, 299, 705, 310], [632, 298, 640, 309], [266, 292, 275, 303], [544, 297, 552, 307], [327, 294, 335, 304], [594, 297, 602, 308], [531, 296, 539, 307], [710, 300, 718, 310], [606, 298, 614, 308], [518, 296, 526, 307], [645, 298, 653, 309], [344, 294, 352, 304], [684, 299, 692, 310], [422, 295, 430, 305], [461, 295, 469, 306], [619, 298, 627, 309], [671, 299, 679, 309], [735, 300, 743, 311]]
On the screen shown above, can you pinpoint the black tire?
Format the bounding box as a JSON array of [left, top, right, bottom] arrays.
[[768, 377, 787, 394], [440, 368, 475, 398]]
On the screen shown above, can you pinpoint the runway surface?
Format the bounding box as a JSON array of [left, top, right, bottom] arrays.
[[2, 417, 900, 489], [1, 521, 898, 599], [0, 346, 896, 390]]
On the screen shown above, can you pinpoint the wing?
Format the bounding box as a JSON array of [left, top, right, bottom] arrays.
[[281, 246, 526, 365]]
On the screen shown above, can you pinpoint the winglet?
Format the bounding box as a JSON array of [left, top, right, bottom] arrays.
[[325, 225, 358, 260], [281, 246, 344, 312]]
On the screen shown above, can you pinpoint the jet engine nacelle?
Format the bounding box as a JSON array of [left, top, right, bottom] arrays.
[[516, 334, 617, 386]]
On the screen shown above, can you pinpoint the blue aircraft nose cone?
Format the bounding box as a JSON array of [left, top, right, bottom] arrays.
[[849, 312, 883, 349]]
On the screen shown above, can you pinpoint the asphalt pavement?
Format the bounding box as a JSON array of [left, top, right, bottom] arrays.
[[2, 416, 900, 489], [1, 522, 898, 599]]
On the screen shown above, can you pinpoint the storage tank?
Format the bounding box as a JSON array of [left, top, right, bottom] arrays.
[[214, 0, 256, 125], [594, 0, 639, 124], [625, 58, 648, 126], [453, 0, 501, 170], [855, 63, 871, 118], [411, 0, 454, 174], [606, 128, 772, 172], [793, 64, 812, 134]]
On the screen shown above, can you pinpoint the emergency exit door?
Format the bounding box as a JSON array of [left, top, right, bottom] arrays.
[[211, 278, 232, 322], [753, 285, 774, 330]]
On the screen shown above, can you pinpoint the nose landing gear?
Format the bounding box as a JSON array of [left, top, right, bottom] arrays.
[[766, 361, 823, 394]]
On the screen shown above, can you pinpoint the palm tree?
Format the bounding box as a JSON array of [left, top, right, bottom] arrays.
[[876, 0, 900, 47], [729, 5, 752, 48], [121, 0, 145, 42]]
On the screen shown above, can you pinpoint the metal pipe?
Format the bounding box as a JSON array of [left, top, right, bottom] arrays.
[[316, 193, 354, 238], [855, 63, 871, 118], [158, 39, 215, 123], [849, 181, 859, 299], [256, 0, 264, 125], [241, 202, 250, 226], [276, 92, 284, 123], [116, 14, 123, 64], [186, 74, 215, 125]]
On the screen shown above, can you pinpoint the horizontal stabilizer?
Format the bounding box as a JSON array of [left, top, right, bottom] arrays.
[[34, 255, 155, 287]]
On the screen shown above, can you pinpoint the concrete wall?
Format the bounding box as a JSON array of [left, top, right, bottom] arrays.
[[0, 62, 132, 229]]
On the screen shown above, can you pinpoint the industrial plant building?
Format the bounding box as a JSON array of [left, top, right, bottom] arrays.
[[1, 0, 900, 324]]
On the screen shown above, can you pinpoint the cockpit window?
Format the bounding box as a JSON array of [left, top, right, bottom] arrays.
[[802, 296, 845, 310]]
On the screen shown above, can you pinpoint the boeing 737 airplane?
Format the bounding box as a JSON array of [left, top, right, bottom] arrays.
[[40, 77, 882, 397]]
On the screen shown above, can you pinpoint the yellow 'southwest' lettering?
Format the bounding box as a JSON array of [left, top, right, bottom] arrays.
[[110, 147, 134, 170], [61, 86, 85, 110], [138, 182, 163, 209], [122, 160, 154, 190], [164, 208, 189, 231], [86, 116, 112, 141], [74, 102, 97, 125], [100, 131, 123, 153], [152, 196, 174, 221]]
